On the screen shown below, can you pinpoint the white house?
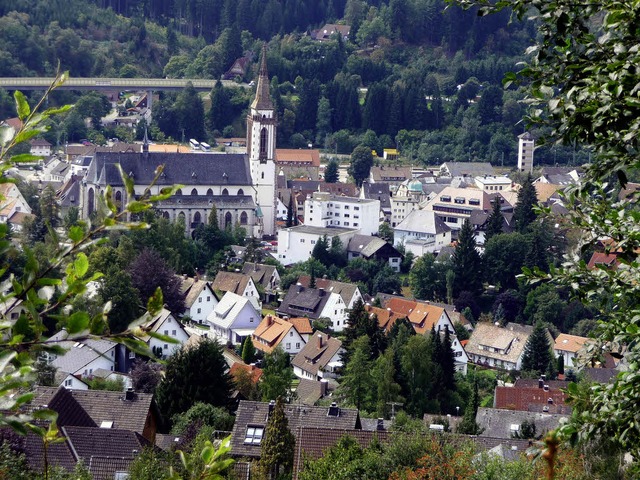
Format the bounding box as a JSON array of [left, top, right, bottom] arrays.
[[30, 138, 52, 157], [47, 330, 117, 378], [0, 183, 32, 228], [251, 315, 307, 356], [422, 186, 492, 232], [211, 271, 261, 310], [297, 276, 363, 310], [291, 332, 344, 381], [474, 175, 513, 193], [304, 191, 380, 235], [132, 308, 191, 358], [277, 284, 349, 332], [277, 225, 359, 265], [57, 373, 90, 390], [181, 277, 219, 324], [464, 323, 534, 371], [207, 291, 261, 345], [394, 209, 452, 256], [554, 333, 590, 369]]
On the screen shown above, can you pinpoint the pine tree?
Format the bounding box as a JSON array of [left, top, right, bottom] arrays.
[[324, 159, 339, 183], [286, 195, 295, 228], [485, 196, 504, 241], [521, 322, 553, 375], [457, 379, 482, 435], [451, 219, 483, 296], [340, 335, 373, 410], [513, 174, 538, 233], [241, 336, 256, 364], [372, 348, 403, 419], [259, 397, 295, 480], [441, 329, 457, 391]]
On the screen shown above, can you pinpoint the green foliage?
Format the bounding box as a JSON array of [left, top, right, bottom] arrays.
[[521, 322, 553, 377], [86, 376, 125, 391], [156, 339, 232, 424], [451, 219, 483, 297], [171, 403, 235, 435], [241, 336, 256, 364], [409, 254, 449, 301], [260, 347, 294, 402], [340, 335, 374, 411], [324, 159, 339, 183], [127, 447, 172, 480], [485, 197, 505, 241], [513, 174, 538, 233], [348, 145, 374, 187]]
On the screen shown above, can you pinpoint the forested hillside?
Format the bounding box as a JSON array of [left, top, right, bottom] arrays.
[[0, 0, 587, 165]]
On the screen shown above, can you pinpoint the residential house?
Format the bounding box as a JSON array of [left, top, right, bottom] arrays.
[[252, 315, 307, 356], [0, 299, 27, 339], [0, 183, 33, 231], [346, 235, 403, 272], [223, 55, 251, 80], [129, 308, 190, 362], [464, 322, 534, 371], [554, 333, 590, 369], [30, 138, 52, 157], [389, 193, 421, 227], [55, 372, 90, 391], [476, 407, 568, 439], [494, 380, 571, 414], [312, 23, 351, 41], [277, 284, 348, 332], [229, 363, 263, 402], [293, 378, 330, 406], [242, 262, 281, 301], [422, 186, 492, 233], [474, 175, 513, 192], [535, 166, 582, 186], [56, 175, 82, 219], [180, 276, 219, 324], [276, 148, 321, 180], [394, 209, 452, 256], [291, 332, 344, 381], [369, 165, 412, 189], [277, 225, 359, 265], [212, 271, 261, 309], [207, 291, 261, 345], [46, 330, 117, 378], [48, 161, 71, 183], [297, 276, 363, 310], [288, 317, 313, 342], [364, 304, 405, 333]]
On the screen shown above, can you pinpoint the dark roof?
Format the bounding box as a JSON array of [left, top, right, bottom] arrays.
[[230, 400, 360, 458], [277, 285, 332, 320], [62, 425, 149, 463], [296, 276, 360, 306], [88, 456, 137, 480], [360, 182, 391, 210], [251, 45, 273, 110], [156, 194, 256, 209], [242, 262, 277, 289], [31, 386, 154, 435], [46, 387, 97, 427], [291, 332, 343, 376], [25, 429, 77, 472], [583, 367, 619, 384], [294, 379, 327, 406], [346, 235, 402, 259], [476, 407, 567, 439], [86, 151, 252, 187]]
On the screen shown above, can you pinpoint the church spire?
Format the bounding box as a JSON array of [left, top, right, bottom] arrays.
[[142, 125, 149, 154], [251, 43, 274, 110]]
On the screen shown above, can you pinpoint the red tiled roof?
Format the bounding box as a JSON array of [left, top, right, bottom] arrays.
[[229, 363, 263, 384], [494, 385, 570, 414], [587, 251, 620, 270]]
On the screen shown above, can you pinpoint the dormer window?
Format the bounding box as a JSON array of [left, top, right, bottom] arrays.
[[454, 197, 465, 204], [469, 198, 480, 206], [440, 195, 451, 202], [244, 426, 264, 444]]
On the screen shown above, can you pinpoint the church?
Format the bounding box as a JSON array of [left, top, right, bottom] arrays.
[[79, 45, 277, 238]]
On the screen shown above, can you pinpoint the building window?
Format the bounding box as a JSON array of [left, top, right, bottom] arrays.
[[172, 330, 177, 336], [129, 351, 136, 359], [344, 205, 349, 210], [354, 207, 359, 210], [207, 296, 210, 301], [290, 331, 294, 336], [199, 298, 202, 303], [440, 195, 451, 202], [300, 239, 305, 243], [164, 344, 168, 350], [244, 426, 264, 444], [286, 343, 291, 349], [454, 197, 465, 204], [353, 223, 358, 226], [197, 308, 201, 314], [296, 343, 300, 349], [164, 330, 169, 335]]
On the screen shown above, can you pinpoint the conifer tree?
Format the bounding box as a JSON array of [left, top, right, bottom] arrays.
[[485, 196, 504, 241], [324, 159, 339, 183], [451, 219, 483, 296], [259, 396, 294, 480], [340, 335, 373, 410], [241, 336, 256, 364], [457, 379, 482, 435], [286, 195, 295, 228], [441, 329, 457, 391], [372, 348, 403, 419], [521, 322, 553, 376], [513, 174, 538, 233]]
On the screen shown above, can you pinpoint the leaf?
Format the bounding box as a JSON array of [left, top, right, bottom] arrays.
[[147, 287, 164, 316], [126, 201, 151, 213], [66, 311, 90, 334], [117, 164, 135, 196], [14, 91, 31, 120], [68, 225, 84, 243], [0, 125, 15, 147], [74, 253, 89, 278]]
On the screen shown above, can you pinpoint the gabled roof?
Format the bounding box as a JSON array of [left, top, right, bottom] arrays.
[[30, 386, 154, 435], [494, 385, 570, 414], [360, 181, 391, 210], [370, 165, 412, 182], [291, 332, 343, 376], [346, 235, 393, 257], [229, 363, 263, 384], [47, 331, 117, 374], [394, 209, 451, 235], [62, 425, 150, 467], [407, 302, 446, 335], [587, 251, 620, 270], [384, 297, 417, 318], [296, 276, 360, 306], [276, 149, 320, 167], [465, 322, 533, 365], [242, 262, 278, 289], [230, 400, 360, 458], [86, 151, 252, 187], [288, 317, 313, 335], [477, 407, 567, 439], [252, 315, 295, 354], [180, 276, 217, 308], [277, 285, 333, 320], [208, 291, 257, 329], [212, 271, 253, 295], [365, 304, 404, 332], [554, 333, 590, 353], [440, 162, 495, 178]]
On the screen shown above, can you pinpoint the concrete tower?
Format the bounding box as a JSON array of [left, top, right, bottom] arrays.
[[518, 132, 534, 173], [247, 44, 277, 237]]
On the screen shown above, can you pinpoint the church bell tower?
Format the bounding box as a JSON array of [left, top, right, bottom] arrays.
[[247, 44, 277, 237]]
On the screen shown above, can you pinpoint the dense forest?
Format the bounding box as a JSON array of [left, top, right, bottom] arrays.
[[0, 0, 589, 165]]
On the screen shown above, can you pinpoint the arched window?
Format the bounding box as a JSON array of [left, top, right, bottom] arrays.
[[260, 127, 267, 155], [191, 188, 198, 196], [193, 211, 202, 224], [224, 212, 233, 229], [178, 212, 186, 224], [206, 188, 213, 196], [240, 211, 248, 225], [175, 189, 183, 196], [87, 188, 95, 216], [222, 188, 229, 195], [163, 211, 170, 219], [237, 189, 244, 196], [115, 190, 122, 212]]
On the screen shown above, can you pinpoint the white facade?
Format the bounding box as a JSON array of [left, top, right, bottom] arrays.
[[319, 291, 349, 332], [474, 175, 512, 192], [423, 186, 490, 231], [185, 284, 218, 324], [293, 350, 342, 381], [518, 132, 534, 173], [394, 209, 452, 256], [148, 313, 191, 358], [389, 195, 420, 227], [304, 192, 380, 235], [277, 225, 359, 265], [60, 374, 90, 390], [207, 292, 260, 345], [279, 328, 307, 355]]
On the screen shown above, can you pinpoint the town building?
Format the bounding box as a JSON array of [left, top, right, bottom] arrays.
[[207, 291, 261, 346], [517, 132, 535, 173], [394, 209, 452, 256], [251, 315, 308, 356], [291, 332, 344, 381], [277, 284, 348, 332]]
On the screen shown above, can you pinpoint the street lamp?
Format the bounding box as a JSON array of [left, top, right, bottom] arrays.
[[456, 406, 460, 416]]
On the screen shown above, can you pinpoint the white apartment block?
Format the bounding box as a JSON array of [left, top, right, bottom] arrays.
[[518, 132, 535, 173], [474, 175, 513, 192], [304, 192, 380, 236]]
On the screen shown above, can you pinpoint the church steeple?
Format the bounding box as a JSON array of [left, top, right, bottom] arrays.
[[251, 44, 273, 110]]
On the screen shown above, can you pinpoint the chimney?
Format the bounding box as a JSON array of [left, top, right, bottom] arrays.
[[327, 402, 340, 417], [543, 385, 550, 392], [377, 418, 384, 431], [317, 334, 324, 349], [125, 388, 135, 401], [538, 378, 544, 389], [267, 315, 273, 326], [320, 379, 329, 397], [268, 399, 276, 414], [548, 397, 554, 404], [318, 288, 325, 297]]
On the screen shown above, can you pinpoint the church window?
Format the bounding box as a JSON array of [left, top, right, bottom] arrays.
[[225, 212, 233, 229], [88, 188, 95, 215], [115, 191, 122, 213], [260, 128, 268, 155], [240, 212, 248, 225], [193, 211, 202, 225], [222, 188, 229, 195], [191, 188, 198, 196], [238, 189, 244, 196], [207, 188, 213, 196], [176, 189, 182, 196]]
